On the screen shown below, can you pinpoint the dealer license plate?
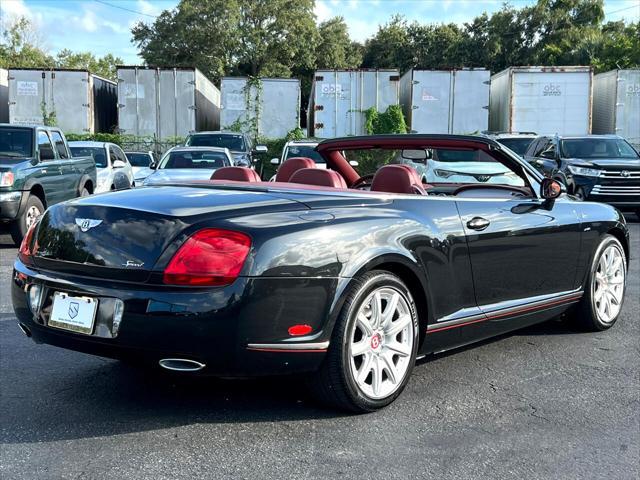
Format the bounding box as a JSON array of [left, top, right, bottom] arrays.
[[49, 292, 98, 335]]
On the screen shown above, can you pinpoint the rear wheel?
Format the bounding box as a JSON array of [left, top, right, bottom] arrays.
[[570, 235, 626, 331], [10, 194, 44, 245], [308, 271, 419, 412], [80, 187, 91, 197]]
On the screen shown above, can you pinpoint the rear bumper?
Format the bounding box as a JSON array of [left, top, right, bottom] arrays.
[[12, 259, 340, 376], [0, 191, 24, 221]]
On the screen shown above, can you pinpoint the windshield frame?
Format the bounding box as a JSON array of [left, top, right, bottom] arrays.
[[186, 134, 246, 151], [158, 149, 231, 169], [0, 127, 34, 158], [560, 138, 639, 160], [69, 146, 108, 167]]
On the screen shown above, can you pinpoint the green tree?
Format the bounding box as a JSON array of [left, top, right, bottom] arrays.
[[54, 50, 123, 80], [132, 0, 318, 82], [0, 17, 54, 69], [593, 21, 640, 71], [315, 17, 362, 69]]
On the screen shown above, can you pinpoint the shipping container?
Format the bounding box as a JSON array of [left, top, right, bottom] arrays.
[[117, 66, 220, 139], [489, 66, 593, 135], [220, 77, 300, 139], [592, 69, 640, 147], [400, 69, 489, 134], [0, 68, 8, 123], [308, 69, 400, 138], [8, 68, 117, 133]]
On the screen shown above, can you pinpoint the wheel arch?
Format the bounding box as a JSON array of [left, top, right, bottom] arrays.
[[339, 253, 430, 349], [78, 175, 94, 195], [606, 227, 629, 263], [28, 183, 47, 208]]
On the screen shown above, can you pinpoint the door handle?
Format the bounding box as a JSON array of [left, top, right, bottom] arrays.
[[467, 217, 490, 231]]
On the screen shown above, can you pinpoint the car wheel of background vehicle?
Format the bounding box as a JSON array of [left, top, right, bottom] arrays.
[[308, 270, 419, 412], [574, 187, 586, 201], [569, 235, 626, 331], [10, 194, 44, 245], [80, 187, 90, 197]]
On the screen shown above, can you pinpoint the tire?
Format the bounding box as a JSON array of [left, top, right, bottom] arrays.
[[80, 186, 91, 197], [308, 270, 419, 412], [9, 194, 44, 245], [570, 235, 627, 331]]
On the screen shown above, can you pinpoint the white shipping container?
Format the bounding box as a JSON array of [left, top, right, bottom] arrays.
[[592, 69, 640, 147], [400, 69, 490, 134], [0, 68, 8, 123], [220, 77, 300, 139], [117, 66, 220, 139], [8, 68, 117, 133], [308, 69, 400, 138], [489, 66, 593, 135]]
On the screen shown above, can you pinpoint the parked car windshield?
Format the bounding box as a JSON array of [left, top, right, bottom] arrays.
[[285, 145, 324, 163], [69, 146, 108, 167], [160, 150, 231, 169], [560, 138, 639, 159], [0, 128, 33, 158], [187, 134, 245, 151], [126, 152, 152, 167], [496, 138, 534, 156]]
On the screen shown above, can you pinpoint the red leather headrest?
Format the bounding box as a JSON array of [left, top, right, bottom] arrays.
[[275, 157, 316, 182], [371, 165, 426, 195], [211, 166, 261, 182], [289, 168, 347, 189]]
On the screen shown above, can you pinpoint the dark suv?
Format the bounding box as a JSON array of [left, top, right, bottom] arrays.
[[185, 131, 267, 167], [0, 124, 97, 244], [524, 135, 640, 214]]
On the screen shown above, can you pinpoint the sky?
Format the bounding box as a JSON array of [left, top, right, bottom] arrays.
[[1, 0, 639, 64]]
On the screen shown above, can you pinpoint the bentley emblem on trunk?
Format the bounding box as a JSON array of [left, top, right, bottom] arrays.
[[75, 218, 103, 232]]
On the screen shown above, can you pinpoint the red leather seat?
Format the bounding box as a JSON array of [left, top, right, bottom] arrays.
[[211, 166, 261, 182], [275, 157, 316, 182], [371, 165, 427, 195], [289, 168, 347, 189]]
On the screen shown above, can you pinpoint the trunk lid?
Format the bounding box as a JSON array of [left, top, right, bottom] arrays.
[[32, 186, 307, 281]]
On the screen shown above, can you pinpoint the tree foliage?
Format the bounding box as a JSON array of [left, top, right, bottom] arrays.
[[0, 17, 122, 79]]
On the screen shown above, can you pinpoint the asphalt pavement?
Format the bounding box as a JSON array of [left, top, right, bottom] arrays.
[[1, 216, 638, 480]]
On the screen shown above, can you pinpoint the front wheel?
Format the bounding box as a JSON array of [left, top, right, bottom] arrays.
[[309, 271, 419, 412], [570, 235, 627, 331], [10, 194, 44, 245]]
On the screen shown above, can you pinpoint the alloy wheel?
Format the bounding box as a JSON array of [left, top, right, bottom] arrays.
[[25, 205, 41, 229], [348, 287, 414, 399], [592, 244, 625, 323]]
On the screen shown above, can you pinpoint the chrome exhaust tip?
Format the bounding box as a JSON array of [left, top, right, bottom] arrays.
[[158, 358, 206, 372], [18, 323, 32, 337]]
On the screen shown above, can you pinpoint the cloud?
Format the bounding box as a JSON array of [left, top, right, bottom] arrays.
[[0, 0, 29, 18], [137, 0, 162, 17], [314, 1, 332, 23]]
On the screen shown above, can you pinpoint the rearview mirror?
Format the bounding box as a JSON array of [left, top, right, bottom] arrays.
[[270, 158, 280, 165], [254, 145, 268, 154], [112, 160, 126, 169], [401, 149, 428, 162], [540, 177, 564, 199]]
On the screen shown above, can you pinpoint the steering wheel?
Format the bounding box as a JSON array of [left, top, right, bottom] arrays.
[[350, 174, 375, 190]]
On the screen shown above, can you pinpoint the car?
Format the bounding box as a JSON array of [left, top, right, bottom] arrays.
[[12, 134, 629, 413], [142, 146, 233, 186], [68, 141, 135, 193], [523, 134, 640, 215], [395, 148, 524, 187], [270, 139, 325, 169], [125, 151, 157, 184], [481, 131, 537, 156], [185, 131, 267, 167], [0, 124, 96, 245]]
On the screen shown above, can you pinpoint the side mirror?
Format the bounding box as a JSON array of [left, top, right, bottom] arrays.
[[270, 158, 280, 165], [254, 145, 268, 154], [112, 160, 126, 169], [149, 161, 157, 169], [349, 160, 359, 167], [540, 177, 565, 200]]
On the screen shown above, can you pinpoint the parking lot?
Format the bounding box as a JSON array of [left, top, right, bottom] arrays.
[[0, 216, 638, 480]]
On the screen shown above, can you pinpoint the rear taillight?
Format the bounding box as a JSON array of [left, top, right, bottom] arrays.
[[18, 220, 39, 264], [163, 229, 251, 286]]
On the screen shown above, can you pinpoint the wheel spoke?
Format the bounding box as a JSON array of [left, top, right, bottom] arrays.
[[380, 352, 398, 385], [371, 357, 382, 396], [385, 340, 411, 357], [370, 291, 382, 329], [356, 313, 374, 337], [609, 256, 622, 275], [385, 314, 411, 337], [608, 290, 619, 306], [381, 292, 400, 329], [594, 285, 605, 302], [351, 339, 370, 357], [357, 352, 374, 384]]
